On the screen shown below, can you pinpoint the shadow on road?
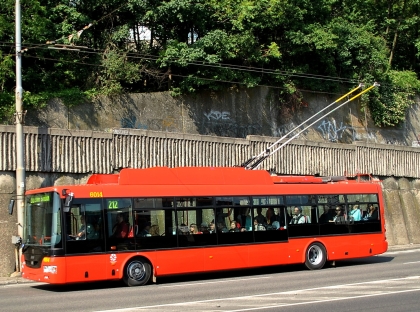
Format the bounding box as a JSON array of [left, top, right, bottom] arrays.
[[333, 255, 394, 268]]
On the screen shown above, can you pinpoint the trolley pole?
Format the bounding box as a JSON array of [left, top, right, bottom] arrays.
[[15, 0, 25, 272]]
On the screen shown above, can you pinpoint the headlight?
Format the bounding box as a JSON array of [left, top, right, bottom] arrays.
[[43, 265, 57, 274]]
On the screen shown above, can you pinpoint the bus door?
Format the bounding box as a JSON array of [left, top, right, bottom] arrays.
[[64, 199, 106, 283]]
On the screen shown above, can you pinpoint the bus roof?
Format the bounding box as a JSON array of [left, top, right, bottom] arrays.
[[87, 167, 274, 186], [86, 167, 345, 186], [25, 167, 381, 197]]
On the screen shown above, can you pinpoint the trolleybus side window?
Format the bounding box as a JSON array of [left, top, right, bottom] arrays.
[[131, 197, 177, 250], [104, 198, 133, 251], [214, 196, 254, 245], [176, 200, 217, 247], [346, 194, 381, 233], [286, 195, 321, 237], [252, 196, 288, 243]]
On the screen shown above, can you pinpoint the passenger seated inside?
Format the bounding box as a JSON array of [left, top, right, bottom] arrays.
[[200, 222, 209, 234], [217, 222, 228, 233], [254, 208, 266, 224], [229, 221, 239, 232], [331, 206, 346, 223], [266, 208, 280, 226], [208, 222, 216, 234], [253, 218, 260, 231], [349, 205, 362, 221], [364, 204, 379, 220], [149, 224, 160, 236], [319, 206, 333, 223], [189, 224, 200, 234], [138, 222, 152, 237], [289, 206, 309, 224], [112, 213, 129, 238], [177, 224, 189, 235]]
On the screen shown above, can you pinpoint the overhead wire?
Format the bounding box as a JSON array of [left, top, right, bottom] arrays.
[[1, 38, 359, 85], [3, 42, 405, 93], [0, 42, 361, 86], [18, 54, 317, 92]]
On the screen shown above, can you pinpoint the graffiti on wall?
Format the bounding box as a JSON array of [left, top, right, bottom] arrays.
[[204, 110, 231, 121], [317, 120, 349, 142], [352, 131, 378, 143], [317, 119, 407, 145], [203, 109, 261, 138], [114, 111, 413, 146]]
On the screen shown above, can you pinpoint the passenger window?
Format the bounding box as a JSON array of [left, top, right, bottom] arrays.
[[134, 197, 174, 237], [176, 208, 217, 247], [106, 198, 132, 239], [175, 208, 215, 235], [134, 209, 165, 237]]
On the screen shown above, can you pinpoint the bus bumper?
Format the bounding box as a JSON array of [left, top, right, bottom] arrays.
[[21, 256, 66, 284]]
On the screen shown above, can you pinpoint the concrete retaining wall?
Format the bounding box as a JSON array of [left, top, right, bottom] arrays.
[[22, 87, 420, 147]]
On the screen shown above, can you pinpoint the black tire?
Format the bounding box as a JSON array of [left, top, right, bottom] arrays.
[[123, 258, 151, 286], [304, 243, 327, 270]]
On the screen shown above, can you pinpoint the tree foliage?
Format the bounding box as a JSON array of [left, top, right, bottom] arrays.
[[1, 0, 420, 126]]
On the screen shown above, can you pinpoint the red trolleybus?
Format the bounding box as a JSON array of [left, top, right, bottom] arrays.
[[21, 167, 387, 286]]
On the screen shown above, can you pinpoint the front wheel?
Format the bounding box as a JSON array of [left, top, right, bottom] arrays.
[[123, 258, 151, 286], [305, 243, 327, 270]]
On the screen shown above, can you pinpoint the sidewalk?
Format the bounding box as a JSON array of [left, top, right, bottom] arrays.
[[387, 243, 420, 251], [1, 244, 420, 286], [0, 272, 34, 286]]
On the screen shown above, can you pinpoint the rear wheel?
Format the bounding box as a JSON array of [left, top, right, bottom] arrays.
[[123, 258, 151, 286], [305, 243, 327, 270]]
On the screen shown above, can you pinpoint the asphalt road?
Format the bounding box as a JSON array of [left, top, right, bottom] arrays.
[[1, 247, 420, 312]]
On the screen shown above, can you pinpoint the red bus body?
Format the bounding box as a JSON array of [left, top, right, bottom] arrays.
[[21, 167, 388, 285]]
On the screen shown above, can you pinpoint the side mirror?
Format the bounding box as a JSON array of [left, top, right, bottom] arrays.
[[8, 199, 15, 215], [63, 192, 74, 212]]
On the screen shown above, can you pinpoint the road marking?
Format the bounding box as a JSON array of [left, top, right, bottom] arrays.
[[159, 276, 271, 288], [403, 261, 420, 264], [223, 288, 420, 312], [96, 276, 420, 312]]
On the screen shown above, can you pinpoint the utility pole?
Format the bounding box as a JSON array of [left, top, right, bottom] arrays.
[[15, 0, 25, 272]]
